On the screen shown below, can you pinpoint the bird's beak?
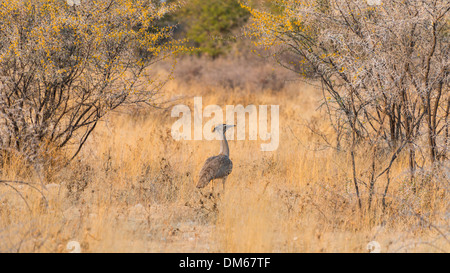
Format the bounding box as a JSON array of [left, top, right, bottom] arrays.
[[225, 125, 235, 131]]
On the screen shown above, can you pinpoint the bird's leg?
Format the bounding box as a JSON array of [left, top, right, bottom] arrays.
[[217, 178, 227, 198], [210, 180, 214, 195], [222, 177, 227, 192]]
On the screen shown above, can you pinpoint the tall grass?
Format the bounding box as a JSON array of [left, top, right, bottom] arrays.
[[0, 58, 448, 252]]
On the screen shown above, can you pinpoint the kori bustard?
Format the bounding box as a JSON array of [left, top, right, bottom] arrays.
[[196, 124, 234, 191]]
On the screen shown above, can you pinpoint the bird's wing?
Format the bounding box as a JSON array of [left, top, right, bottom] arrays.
[[196, 155, 233, 188]]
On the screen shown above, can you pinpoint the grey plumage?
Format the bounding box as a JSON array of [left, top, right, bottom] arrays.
[[196, 155, 232, 188], [196, 124, 234, 190]]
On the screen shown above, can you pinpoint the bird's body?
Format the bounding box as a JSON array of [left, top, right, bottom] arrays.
[[196, 124, 234, 191], [197, 154, 233, 188]]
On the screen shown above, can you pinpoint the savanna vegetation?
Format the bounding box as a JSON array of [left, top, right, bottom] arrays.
[[0, 0, 448, 253]]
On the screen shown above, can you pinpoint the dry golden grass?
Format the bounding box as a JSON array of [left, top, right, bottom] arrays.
[[0, 62, 448, 253]]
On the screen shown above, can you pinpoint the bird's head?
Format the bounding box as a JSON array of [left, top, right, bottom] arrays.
[[213, 124, 235, 134]]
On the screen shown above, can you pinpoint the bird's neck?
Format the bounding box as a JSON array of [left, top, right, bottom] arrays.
[[219, 132, 230, 157]]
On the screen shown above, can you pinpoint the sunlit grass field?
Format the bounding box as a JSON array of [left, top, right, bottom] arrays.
[[0, 58, 448, 253]]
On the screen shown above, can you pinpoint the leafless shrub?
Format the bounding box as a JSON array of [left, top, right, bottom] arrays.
[[137, 157, 179, 203], [246, 0, 450, 209], [66, 161, 92, 202]]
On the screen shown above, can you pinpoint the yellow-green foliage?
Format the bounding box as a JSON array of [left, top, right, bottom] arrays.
[[0, 0, 189, 160], [0, 0, 184, 71], [178, 0, 249, 57]]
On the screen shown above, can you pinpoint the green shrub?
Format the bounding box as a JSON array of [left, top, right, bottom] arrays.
[[179, 0, 249, 58]]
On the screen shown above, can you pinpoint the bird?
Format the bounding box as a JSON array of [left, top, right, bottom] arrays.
[[196, 124, 235, 192]]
